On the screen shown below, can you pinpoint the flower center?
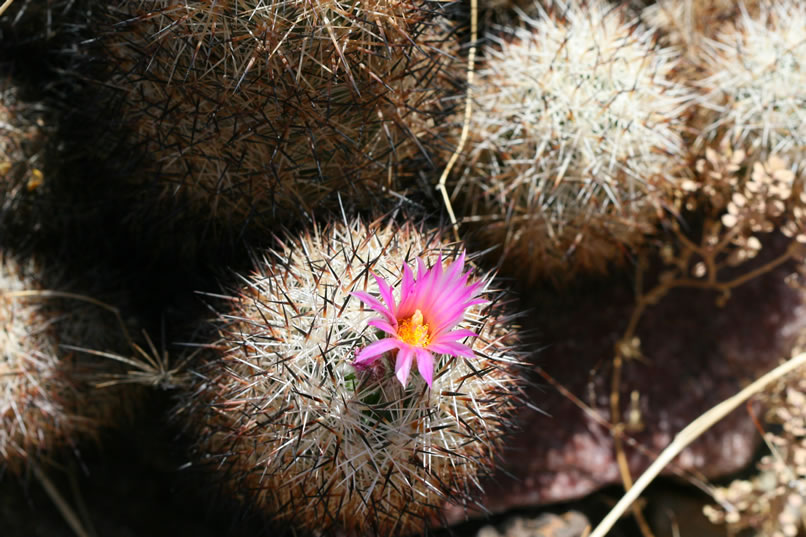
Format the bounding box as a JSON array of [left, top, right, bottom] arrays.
[[397, 309, 430, 347]]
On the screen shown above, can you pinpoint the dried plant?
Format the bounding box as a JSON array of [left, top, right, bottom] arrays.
[[697, 0, 806, 159], [685, 141, 806, 534], [82, 0, 460, 232], [703, 335, 806, 537], [178, 217, 527, 536], [599, 139, 806, 534], [453, 0, 695, 283], [611, 141, 805, 371]]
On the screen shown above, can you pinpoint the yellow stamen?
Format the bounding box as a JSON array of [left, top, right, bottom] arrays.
[[397, 309, 430, 347]]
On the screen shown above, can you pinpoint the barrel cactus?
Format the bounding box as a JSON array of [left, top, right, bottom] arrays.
[[178, 218, 527, 535], [453, 0, 695, 283]]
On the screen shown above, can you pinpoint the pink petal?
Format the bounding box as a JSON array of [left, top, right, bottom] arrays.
[[427, 341, 476, 359], [367, 319, 397, 335], [416, 258, 427, 280], [401, 262, 415, 301], [373, 273, 397, 316], [395, 345, 415, 387], [430, 294, 488, 333], [355, 338, 399, 365], [420, 255, 442, 307], [415, 348, 435, 388], [431, 329, 477, 344], [351, 291, 393, 322], [441, 254, 466, 287]]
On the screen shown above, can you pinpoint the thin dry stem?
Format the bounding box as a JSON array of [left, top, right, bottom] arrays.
[[607, 237, 801, 531], [536, 367, 715, 496], [436, 0, 477, 242], [2, 290, 133, 344], [31, 461, 92, 537], [591, 351, 806, 537], [0, 0, 16, 17]]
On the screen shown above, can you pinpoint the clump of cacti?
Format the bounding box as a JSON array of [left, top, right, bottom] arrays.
[[0, 252, 132, 473], [453, 0, 695, 283], [697, 0, 806, 160], [78, 0, 460, 233], [178, 218, 526, 535]]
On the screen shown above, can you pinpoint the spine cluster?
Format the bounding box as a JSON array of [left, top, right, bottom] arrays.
[[83, 0, 460, 232], [697, 0, 806, 161], [456, 0, 695, 282]]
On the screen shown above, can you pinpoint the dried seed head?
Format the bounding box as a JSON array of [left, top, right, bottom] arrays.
[[180, 218, 526, 535], [455, 0, 695, 282], [705, 337, 806, 536], [678, 139, 806, 271]]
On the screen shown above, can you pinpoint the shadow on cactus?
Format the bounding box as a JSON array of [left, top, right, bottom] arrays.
[[179, 218, 527, 535], [83, 0, 462, 232], [0, 76, 52, 237], [0, 252, 135, 473], [452, 0, 695, 283]]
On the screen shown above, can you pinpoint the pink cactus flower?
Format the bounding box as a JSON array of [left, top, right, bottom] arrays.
[[352, 253, 488, 388]]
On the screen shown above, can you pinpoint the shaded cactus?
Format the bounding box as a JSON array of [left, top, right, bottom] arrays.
[[178, 217, 526, 535], [74, 0, 461, 233], [0, 252, 133, 473], [0, 77, 51, 229]]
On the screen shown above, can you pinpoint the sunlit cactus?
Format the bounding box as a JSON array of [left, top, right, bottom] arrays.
[[697, 0, 806, 162], [0, 253, 132, 473], [453, 0, 695, 283], [179, 218, 526, 535], [80, 0, 460, 231]]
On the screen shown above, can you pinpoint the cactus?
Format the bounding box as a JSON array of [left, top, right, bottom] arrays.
[[0, 252, 132, 473], [642, 0, 760, 60], [76, 0, 460, 234], [0, 77, 50, 230], [453, 0, 695, 283], [697, 0, 806, 162], [178, 218, 526, 535]]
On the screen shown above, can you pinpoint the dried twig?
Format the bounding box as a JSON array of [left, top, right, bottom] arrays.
[[436, 0, 477, 241], [0, 0, 16, 17], [591, 351, 806, 537], [31, 461, 92, 537]]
